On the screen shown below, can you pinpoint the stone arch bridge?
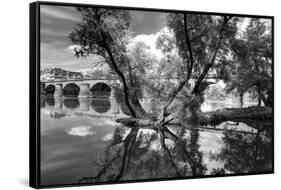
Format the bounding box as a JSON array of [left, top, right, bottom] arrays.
[[41, 76, 221, 98], [41, 78, 121, 98]]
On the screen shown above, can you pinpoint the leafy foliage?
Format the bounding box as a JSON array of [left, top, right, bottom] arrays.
[[162, 14, 239, 81], [69, 7, 272, 121], [204, 84, 226, 101], [225, 18, 272, 106]]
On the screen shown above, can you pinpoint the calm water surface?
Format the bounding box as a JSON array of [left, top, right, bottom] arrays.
[[40, 96, 272, 186]]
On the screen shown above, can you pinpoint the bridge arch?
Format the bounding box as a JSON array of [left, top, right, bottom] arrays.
[[45, 84, 55, 96], [63, 83, 80, 97], [90, 82, 111, 98]]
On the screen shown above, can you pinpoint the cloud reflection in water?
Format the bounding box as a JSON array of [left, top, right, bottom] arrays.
[[67, 126, 96, 137]]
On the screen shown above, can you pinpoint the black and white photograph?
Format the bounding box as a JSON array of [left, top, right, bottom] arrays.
[[36, 2, 273, 188]]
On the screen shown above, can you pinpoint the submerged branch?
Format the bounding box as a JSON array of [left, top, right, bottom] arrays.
[[197, 106, 272, 126], [117, 106, 272, 131]]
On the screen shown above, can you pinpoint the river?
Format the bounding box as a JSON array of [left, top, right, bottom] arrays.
[[40, 95, 272, 186]]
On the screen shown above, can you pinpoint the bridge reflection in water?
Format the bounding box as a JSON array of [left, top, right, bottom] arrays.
[[41, 97, 126, 119], [41, 96, 156, 119]]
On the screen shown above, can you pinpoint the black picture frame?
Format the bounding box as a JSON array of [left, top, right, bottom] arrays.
[[30, 1, 274, 188]]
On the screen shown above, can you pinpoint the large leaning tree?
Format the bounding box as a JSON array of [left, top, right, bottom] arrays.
[[156, 13, 238, 123], [69, 8, 238, 124], [69, 8, 150, 118]]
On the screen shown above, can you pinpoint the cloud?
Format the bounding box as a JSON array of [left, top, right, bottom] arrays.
[[129, 27, 173, 61], [66, 44, 82, 54], [102, 133, 114, 141], [41, 26, 173, 72], [41, 42, 98, 71], [41, 5, 81, 22], [66, 126, 96, 137]]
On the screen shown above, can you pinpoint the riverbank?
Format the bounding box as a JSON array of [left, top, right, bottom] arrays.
[[197, 106, 272, 125], [116, 106, 272, 129]]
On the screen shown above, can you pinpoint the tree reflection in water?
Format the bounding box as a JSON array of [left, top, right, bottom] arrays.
[[209, 123, 272, 174], [79, 124, 207, 183], [78, 120, 272, 183], [114, 89, 132, 116]]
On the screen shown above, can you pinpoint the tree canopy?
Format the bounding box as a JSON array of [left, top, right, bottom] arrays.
[[225, 18, 272, 107], [69, 8, 272, 122]]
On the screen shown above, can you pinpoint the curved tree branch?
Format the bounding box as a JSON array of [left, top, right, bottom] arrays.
[[161, 13, 195, 120], [100, 31, 137, 118], [192, 16, 232, 94]]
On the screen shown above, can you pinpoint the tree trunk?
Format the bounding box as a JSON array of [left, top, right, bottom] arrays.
[[127, 64, 150, 118], [160, 13, 195, 123], [240, 92, 244, 108], [130, 94, 150, 118], [162, 16, 232, 125], [100, 34, 137, 118], [179, 93, 201, 122], [258, 96, 262, 107], [192, 16, 232, 95], [262, 91, 272, 107], [257, 88, 262, 107]]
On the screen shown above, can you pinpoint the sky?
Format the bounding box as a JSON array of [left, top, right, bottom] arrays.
[[40, 5, 272, 73], [40, 5, 166, 72]]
